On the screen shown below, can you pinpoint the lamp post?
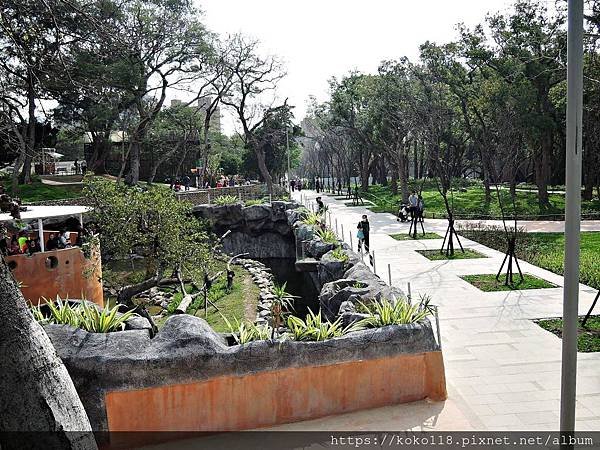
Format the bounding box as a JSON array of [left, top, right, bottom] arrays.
[[286, 128, 291, 194], [560, 0, 583, 442]]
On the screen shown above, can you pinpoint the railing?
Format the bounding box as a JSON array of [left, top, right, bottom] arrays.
[[175, 183, 288, 205]]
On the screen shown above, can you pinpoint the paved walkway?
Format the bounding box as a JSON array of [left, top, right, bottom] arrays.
[[275, 190, 600, 432]]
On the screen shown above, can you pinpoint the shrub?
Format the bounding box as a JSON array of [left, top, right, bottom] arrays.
[[359, 296, 432, 327], [221, 315, 272, 344], [244, 199, 263, 206], [286, 309, 363, 341], [302, 212, 322, 226], [330, 246, 349, 263], [31, 297, 135, 333], [317, 228, 338, 244], [213, 194, 239, 205]]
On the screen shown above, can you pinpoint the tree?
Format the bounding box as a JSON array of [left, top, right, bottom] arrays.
[[99, 0, 212, 185], [221, 34, 287, 194], [83, 177, 212, 307]]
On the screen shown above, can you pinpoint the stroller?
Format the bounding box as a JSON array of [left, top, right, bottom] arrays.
[[397, 203, 410, 222]]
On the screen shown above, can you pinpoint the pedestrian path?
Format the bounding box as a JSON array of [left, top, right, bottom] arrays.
[[275, 190, 600, 431]]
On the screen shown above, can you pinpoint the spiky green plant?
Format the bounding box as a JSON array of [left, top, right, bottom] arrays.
[[221, 314, 272, 345], [78, 301, 135, 333], [317, 228, 338, 244], [302, 212, 322, 226], [330, 246, 349, 262], [44, 296, 81, 328], [286, 309, 364, 341], [244, 199, 263, 206], [359, 296, 432, 327], [32, 297, 136, 333], [213, 195, 239, 205]]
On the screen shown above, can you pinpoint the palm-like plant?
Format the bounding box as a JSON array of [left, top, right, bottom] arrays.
[[271, 282, 297, 334], [359, 296, 432, 327]]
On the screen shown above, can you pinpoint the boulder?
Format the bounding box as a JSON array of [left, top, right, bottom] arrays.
[[318, 250, 348, 286], [306, 236, 336, 259], [242, 204, 272, 222], [153, 315, 228, 349], [192, 204, 244, 228]]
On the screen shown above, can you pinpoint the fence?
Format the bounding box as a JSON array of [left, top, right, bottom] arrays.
[[175, 183, 288, 205]]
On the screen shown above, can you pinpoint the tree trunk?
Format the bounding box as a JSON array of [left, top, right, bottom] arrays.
[[534, 143, 551, 207], [390, 169, 398, 195], [0, 257, 97, 449], [127, 139, 142, 185], [116, 273, 164, 306], [20, 72, 36, 185], [254, 145, 273, 195], [88, 134, 110, 175]]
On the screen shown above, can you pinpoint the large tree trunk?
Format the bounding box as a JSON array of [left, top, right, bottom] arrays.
[[534, 139, 551, 207], [88, 134, 110, 175], [254, 146, 273, 195], [127, 140, 142, 185], [0, 257, 97, 449]]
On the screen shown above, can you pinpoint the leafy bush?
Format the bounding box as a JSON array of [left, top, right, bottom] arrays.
[[359, 296, 432, 327], [302, 212, 322, 226], [286, 309, 363, 341], [330, 246, 349, 263], [213, 194, 239, 205], [317, 228, 338, 244], [221, 315, 272, 344], [31, 297, 135, 333], [244, 199, 263, 206]]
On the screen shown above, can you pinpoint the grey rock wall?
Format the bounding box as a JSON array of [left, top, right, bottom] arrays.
[[45, 314, 439, 431]]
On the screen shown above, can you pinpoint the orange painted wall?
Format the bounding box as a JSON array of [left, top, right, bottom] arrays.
[[105, 351, 446, 432], [6, 246, 104, 307]]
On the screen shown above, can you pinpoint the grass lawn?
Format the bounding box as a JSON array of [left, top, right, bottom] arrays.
[[416, 249, 486, 261], [461, 273, 557, 291], [3, 180, 83, 203], [390, 232, 441, 241], [364, 181, 600, 219], [537, 316, 600, 352], [104, 259, 259, 333], [460, 230, 600, 291]]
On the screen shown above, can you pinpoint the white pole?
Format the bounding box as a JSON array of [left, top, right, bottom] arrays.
[[350, 231, 353, 251], [335, 218, 338, 235], [286, 129, 291, 194], [388, 264, 392, 286], [341, 223, 344, 241], [560, 0, 584, 436], [38, 218, 45, 253], [372, 251, 376, 275]]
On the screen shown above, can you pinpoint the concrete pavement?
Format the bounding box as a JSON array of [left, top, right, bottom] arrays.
[[277, 190, 600, 432]]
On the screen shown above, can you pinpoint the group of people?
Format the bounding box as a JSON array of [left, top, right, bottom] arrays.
[[0, 229, 71, 256], [169, 176, 192, 191], [397, 191, 425, 223], [289, 179, 304, 192]]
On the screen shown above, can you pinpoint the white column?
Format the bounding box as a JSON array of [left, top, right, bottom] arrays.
[[560, 0, 584, 435], [38, 218, 45, 252]]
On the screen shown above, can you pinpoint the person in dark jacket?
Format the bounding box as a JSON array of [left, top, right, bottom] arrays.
[[357, 215, 370, 253]]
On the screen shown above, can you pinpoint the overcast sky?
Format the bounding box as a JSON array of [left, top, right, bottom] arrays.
[[196, 0, 514, 134]]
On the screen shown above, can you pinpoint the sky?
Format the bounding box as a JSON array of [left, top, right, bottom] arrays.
[[195, 0, 514, 135]]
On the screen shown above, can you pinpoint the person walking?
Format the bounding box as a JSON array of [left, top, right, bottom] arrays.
[[316, 196, 324, 215], [315, 177, 320, 193], [357, 214, 371, 258], [183, 175, 191, 191], [408, 191, 419, 218]]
